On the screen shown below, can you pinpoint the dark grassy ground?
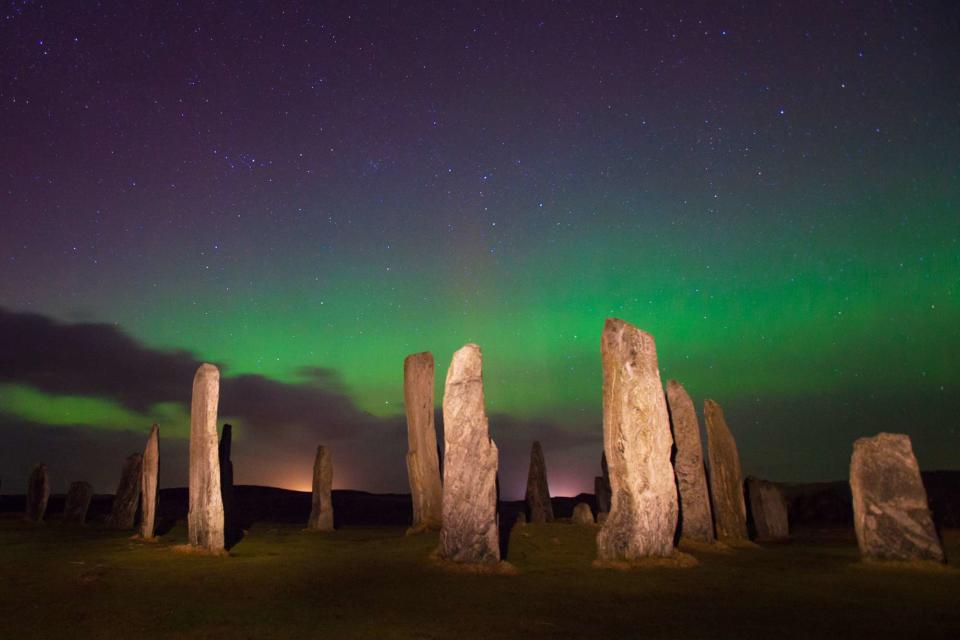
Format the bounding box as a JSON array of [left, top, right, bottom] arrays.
[[1, 515, 958, 639]]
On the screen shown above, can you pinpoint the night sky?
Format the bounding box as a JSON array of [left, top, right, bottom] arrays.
[[1, 1, 958, 497]]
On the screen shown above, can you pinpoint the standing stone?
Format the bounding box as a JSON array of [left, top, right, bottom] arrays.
[[140, 424, 160, 539], [63, 481, 94, 524], [572, 502, 595, 525], [666, 380, 714, 542], [595, 453, 612, 515], [219, 423, 235, 535], [105, 453, 143, 529], [403, 352, 443, 531], [307, 445, 334, 531], [704, 399, 748, 542], [850, 433, 944, 562], [596, 319, 678, 561], [745, 477, 789, 540], [25, 464, 49, 523], [438, 344, 500, 564], [188, 363, 225, 551], [525, 441, 554, 523]]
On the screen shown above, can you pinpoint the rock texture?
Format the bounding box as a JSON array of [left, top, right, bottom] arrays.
[[595, 453, 612, 515], [850, 433, 944, 562], [572, 502, 595, 524], [666, 380, 714, 542], [63, 480, 94, 524], [704, 399, 748, 542], [25, 464, 49, 523], [746, 477, 789, 540], [403, 352, 443, 531], [307, 445, 334, 531], [596, 319, 678, 561], [525, 441, 554, 523], [219, 423, 235, 535], [438, 344, 500, 564], [188, 363, 225, 551], [140, 424, 160, 539], [106, 452, 143, 529]]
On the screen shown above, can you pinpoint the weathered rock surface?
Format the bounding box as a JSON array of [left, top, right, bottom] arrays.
[[596, 319, 678, 561], [704, 399, 748, 542], [403, 352, 443, 531], [850, 433, 944, 562], [188, 363, 225, 551], [219, 423, 235, 534], [525, 441, 554, 523], [666, 380, 714, 542], [572, 502, 595, 525], [140, 424, 160, 539], [746, 477, 789, 540], [106, 452, 143, 529], [63, 480, 93, 524], [25, 464, 49, 523], [307, 445, 334, 531], [438, 344, 500, 564], [595, 453, 612, 515]]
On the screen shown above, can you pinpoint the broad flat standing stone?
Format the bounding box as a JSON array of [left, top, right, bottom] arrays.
[[439, 344, 500, 564], [745, 477, 789, 540], [307, 445, 334, 531], [704, 399, 748, 542], [596, 319, 678, 560], [525, 441, 554, 523], [572, 502, 595, 525], [595, 453, 611, 515], [666, 380, 714, 542], [140, 424, 160, 539], [219, 423, 235, 534], [106, 453, 143, 529], [403, 352, 443, 531], [25, 464, 49, 523], [188, 363, 225, 551], [850, 433, 944, 562], [63, 480, 93, 524]]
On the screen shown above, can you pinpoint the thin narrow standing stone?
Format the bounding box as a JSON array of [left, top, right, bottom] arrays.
[[850, 433, 944, 562], [438, 344, 500, 564], [596, 319, 678, 561], [745, 477, 789, 540], [188, 363, 225, 552], [307, 445, 334, 531], [140, 424, 160, 539], [25, 464, 49, 523], [704, 399, 748, 542], [595, 453, 612, 515], [525, 441, 554, 523], [64, 481, 94, 524], [106, 453, 143, 529], [219, 423, 234, 535], [403, 352, 443, 531], [666, 380, 714, 542]]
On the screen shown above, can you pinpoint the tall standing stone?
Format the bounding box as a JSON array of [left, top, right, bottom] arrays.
[[666, 380, 714, 542], [188, 363, 225, 552], [850, 433, 944, 562], [438, 344, 500, 564], [63, 480, 94, 524], [704, 399, 748, 542], [25, 464, 49, 523], [595, 453, 612, 515], [525, 441, 554, 523], [140, 424, 160, 539], [307, 445, 334, 531], [745, 477, 789, 540], [403, 352, 443, 531], [106, 453, 143, 529], [219, 423, 235, 535], [596, 319, 678, 561]]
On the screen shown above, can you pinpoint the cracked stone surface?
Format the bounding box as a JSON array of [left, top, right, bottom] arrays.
[[140, 424, 160, 539], [705, 399, 748, 542], [403, 352, 443, 531], [745, 477, 788, 540], [188, 363, 225, 551], [666, 380, 714, 542]]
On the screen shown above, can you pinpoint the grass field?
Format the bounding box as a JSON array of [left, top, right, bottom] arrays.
[[1, 515, 958, 639]]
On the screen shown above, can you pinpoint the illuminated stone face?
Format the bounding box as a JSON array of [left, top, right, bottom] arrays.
[[403, 352, 442, 532], [667, 380, 714, 543], [140, 424, 160, 539], [307, 445, 334, 532], [705, 399, 748, 542], [525, 441, 553, 523], [572, 502, 595, 525], [188, 363, 225, 551], [106, 452, 143, 530]]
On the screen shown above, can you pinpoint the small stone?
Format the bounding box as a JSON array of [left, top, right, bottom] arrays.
[[525, 441, 554, 523], [572, 502, 595, 524], [140, 424, 160, 539], [704, 399, 748, 542], [25, 464, 49, 523], [188, 363, 225, 552], [105, 453, 143, 530], [307, 445, 334, 531], [403, 352, 443, 532], [667, 380, 714, 542], [745, 477, 789, 540], [63, 480, 93, 524]]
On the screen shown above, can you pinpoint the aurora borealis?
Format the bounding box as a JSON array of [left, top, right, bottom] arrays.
[[1, 1, 957, 497]]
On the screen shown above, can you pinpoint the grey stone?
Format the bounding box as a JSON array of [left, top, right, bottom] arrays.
[[596, 319, 678, 561], [106, 453, 143, 530], [25, 464, 49, 523], [525, 441, 554, 523], [572, 502, 595, 524], [745, 477, 789, 540], [188, 363, 225, 551], [140, 424, 160, 539], [307, 445, 334, 531], [403, 352, 443, 531], [850, 433, 944, 562], [666, 380, 714, 542], [704, 399, 748, 542], [63, 480, 93, 524], [438, 344, 500, 564]]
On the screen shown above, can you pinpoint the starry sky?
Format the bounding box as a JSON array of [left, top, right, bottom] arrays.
[[1, 1, 958, 497]]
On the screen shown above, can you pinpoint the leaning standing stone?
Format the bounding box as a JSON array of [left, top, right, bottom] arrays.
[[850, 433, 944, 562], [63, 480, 94, 524], [25, 464, 49, 523], [745, 477, 789, 540], [307, 445, 334, 531], [596, 319, 678, 561], [572, 502, 595, 525], [403, 352, 443, 532], [106, 453, 143, 529], [666, 380, 714, 542], [525, 441, 554, 523], [188, 363, 225, 552], [140, 424, 160, 539], [704, 399, 748, 542], [438, 344, 500, 564]]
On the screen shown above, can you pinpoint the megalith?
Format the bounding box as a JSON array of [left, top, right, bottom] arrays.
[[666, 380, 714, 542], [704, 399, 748, 542], [595, 453, 612, 516], [403, 352, 443, 532], [106, 452, 143, 529], [219, 423, 235, 534], [525, 441, 554, 523], [745, 477, 789, 540], [307, 445, 334, 531], [188, 363, 225, 552], [572, 502, 595, 525], [63, 480, 93, 524], [140, 424, 160, 539], [25, 464, 49, 523]]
